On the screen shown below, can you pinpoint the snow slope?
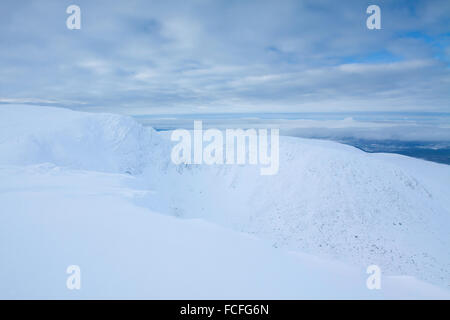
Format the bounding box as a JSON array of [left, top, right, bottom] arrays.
[[0, 105, 163, 174], [4, 163, 449, 299], [146, 137, 450, 287], [0, 105, 449, 298]]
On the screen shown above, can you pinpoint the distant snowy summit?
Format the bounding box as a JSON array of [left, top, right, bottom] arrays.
[[0, 105, 449, 299]]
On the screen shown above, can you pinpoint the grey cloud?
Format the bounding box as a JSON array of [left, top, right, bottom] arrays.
[[0, 0, 448, 114]]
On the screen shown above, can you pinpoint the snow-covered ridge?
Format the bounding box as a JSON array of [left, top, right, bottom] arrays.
[[0, 105, 163, 174], [0, 105, 449, 297]]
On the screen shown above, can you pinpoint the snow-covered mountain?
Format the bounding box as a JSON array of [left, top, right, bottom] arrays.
[[0, 105, 449, 299]]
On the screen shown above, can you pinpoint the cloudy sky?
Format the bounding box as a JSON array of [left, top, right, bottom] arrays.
[[0, 0, 449, 115]]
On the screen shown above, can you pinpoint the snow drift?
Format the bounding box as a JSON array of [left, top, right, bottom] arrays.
[[0, 104, 449, 298], [0, 105, 164, 174]]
